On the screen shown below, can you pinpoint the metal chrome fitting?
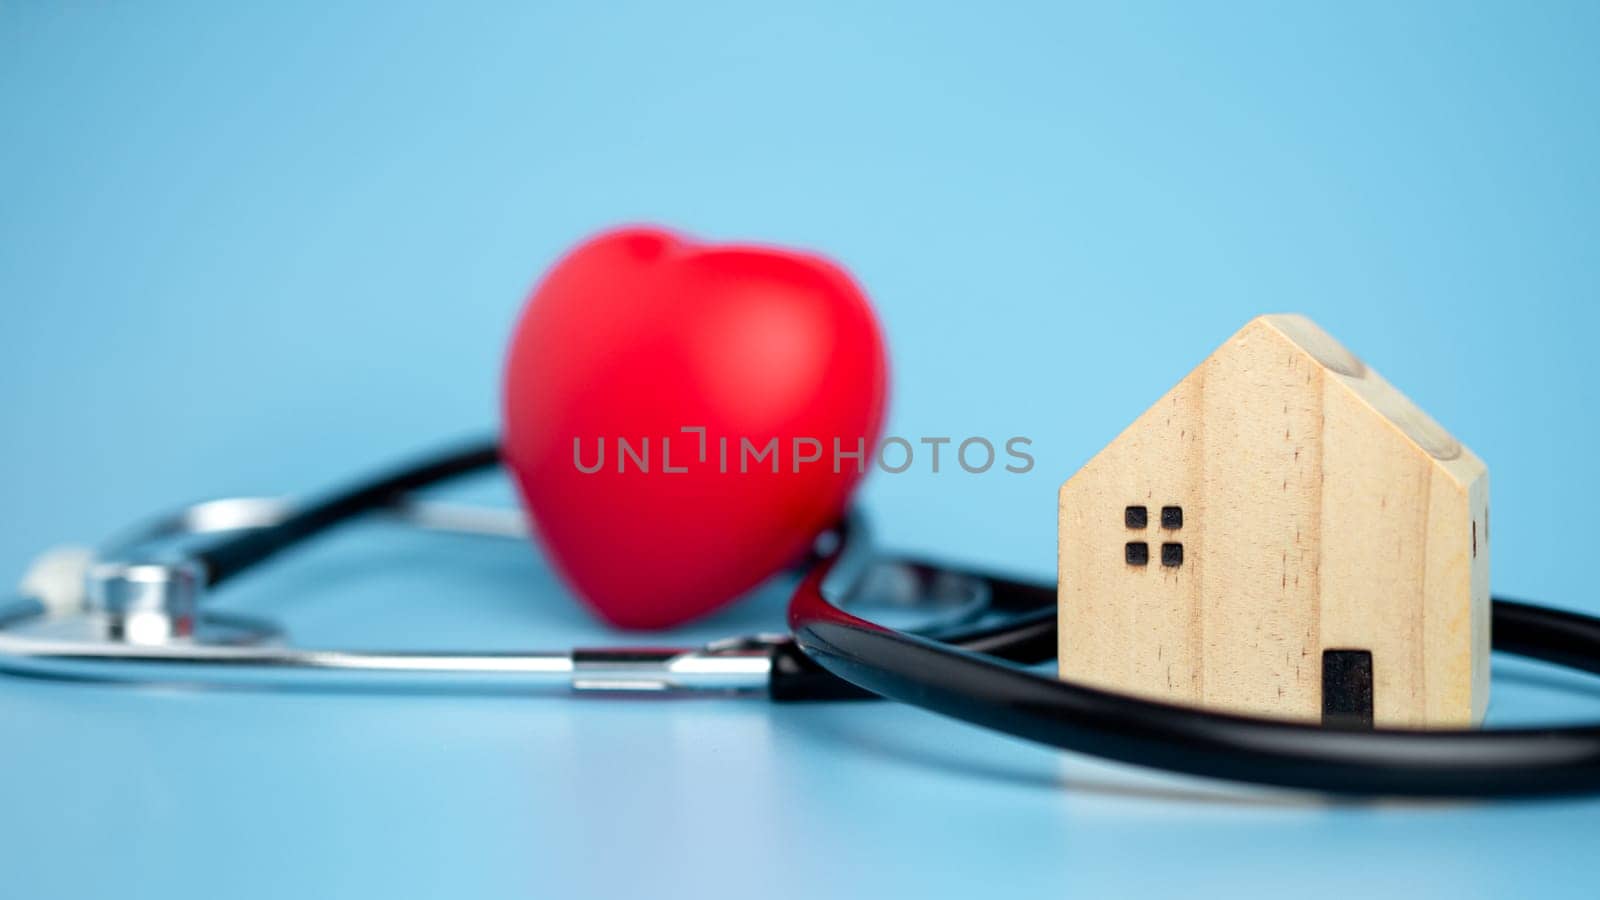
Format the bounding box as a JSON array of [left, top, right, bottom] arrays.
[[85, 558, 207, 644]]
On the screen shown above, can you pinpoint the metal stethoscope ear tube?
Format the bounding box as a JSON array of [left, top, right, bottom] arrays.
[[0, 440, 1055, 697]]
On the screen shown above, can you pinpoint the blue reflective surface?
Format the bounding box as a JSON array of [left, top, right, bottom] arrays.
[[4, 2, 1600, 897]]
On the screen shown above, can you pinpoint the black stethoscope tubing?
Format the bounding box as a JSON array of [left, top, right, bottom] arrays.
[[790, 548, 1600, 797]]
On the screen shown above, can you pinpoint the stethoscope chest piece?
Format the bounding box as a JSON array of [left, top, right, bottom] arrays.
[[79, 558, 276, 647], [2, 554, 282, 682]]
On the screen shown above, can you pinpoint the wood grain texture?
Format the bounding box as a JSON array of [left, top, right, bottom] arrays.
[[1058, 314, 1488, 727]]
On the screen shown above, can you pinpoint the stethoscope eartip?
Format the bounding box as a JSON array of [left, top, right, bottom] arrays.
[[17, 545, 96, 617]]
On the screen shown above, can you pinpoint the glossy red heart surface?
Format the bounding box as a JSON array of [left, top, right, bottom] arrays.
[[502, 226, 889, 629]]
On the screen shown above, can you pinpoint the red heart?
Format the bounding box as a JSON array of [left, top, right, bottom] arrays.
[[502, 226, 889, 629]]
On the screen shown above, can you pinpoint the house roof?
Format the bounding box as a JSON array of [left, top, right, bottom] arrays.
[[1248, 314, 1483, 489]]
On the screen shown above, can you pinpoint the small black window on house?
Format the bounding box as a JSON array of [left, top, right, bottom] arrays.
[[1125, 506, 1148, 529], [1126, 542, 1149, 566], [1161, 542, 1183, 567], [1161, 506, 1183, 529]]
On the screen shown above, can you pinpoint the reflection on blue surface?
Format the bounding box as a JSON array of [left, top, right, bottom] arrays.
[[4, 2, 1600, 897]]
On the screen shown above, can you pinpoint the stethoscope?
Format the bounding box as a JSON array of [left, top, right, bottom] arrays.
[[2, 440, 1051, 696], [8, 438, 1600, 798]]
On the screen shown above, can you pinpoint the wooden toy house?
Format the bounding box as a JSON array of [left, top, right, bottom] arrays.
[[1057, 315, 1489, 727]]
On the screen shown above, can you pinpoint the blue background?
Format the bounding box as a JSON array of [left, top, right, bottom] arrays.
[[3, 2, 1599, 897]]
